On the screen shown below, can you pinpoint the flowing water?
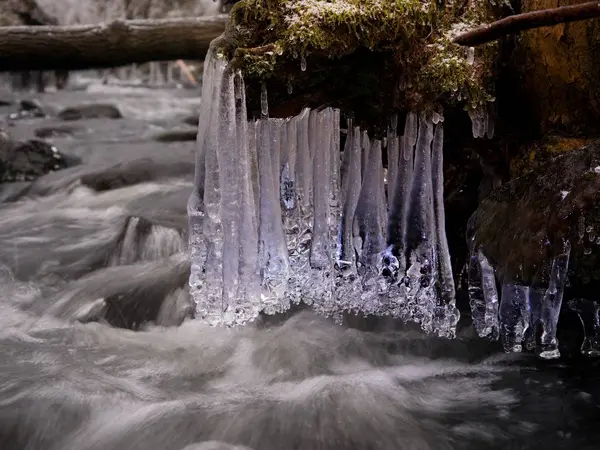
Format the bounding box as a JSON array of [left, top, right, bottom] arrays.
[[0, 80, 598, 450]]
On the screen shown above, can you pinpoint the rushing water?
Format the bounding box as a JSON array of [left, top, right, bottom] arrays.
[[0, 82, 598, 450]]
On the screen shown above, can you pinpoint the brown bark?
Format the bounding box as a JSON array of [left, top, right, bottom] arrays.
[[454, 1, 600, 46], [0, 15, 228, 71]]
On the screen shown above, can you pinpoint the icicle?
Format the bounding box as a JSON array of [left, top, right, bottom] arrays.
[[234, 72, 261, 316], [247, 120, 260, 227], [281, 118, 297, 211], [269, 119, 283, 199], [539, 240, 571, 359], [385, 114, 415, 288], [499, 281, 531, 352], [287, 79, 293, 94], [257, 119, 290, 314], [300, 55, 307, 72], [525, 287, 544, 351], [310, 109, 337, 315], [336, 127, 362, 313], [360, 130, 370, 182], [311, 109, 333, 270], [286, 108, 314, 306], [386, 123, 399, 208], [190, 55, 227, 323], [468, 247, 500, 339], [354, 140, 386, 293], [568, 298, 600, 357], [431, 122, 459, 336], [404, 112, 418, 159], [405, 115, 438, 333], [261, 82, 269, 118]]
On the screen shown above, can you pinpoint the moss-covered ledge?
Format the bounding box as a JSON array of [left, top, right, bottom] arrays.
[[213, 0, 501, 131]]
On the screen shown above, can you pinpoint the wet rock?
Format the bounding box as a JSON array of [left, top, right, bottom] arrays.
[[182, 114, 199, 126], [153, 129, 198, 142], [0, 133, 71, 182], [6, 100, 46, 120], [474, 138, 600, 298], [35, 124, 81, 139], [58, 104, 123, 121], [80, 158, 194, 192]]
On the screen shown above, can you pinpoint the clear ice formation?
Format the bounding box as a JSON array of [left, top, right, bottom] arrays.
[[188, 52, 459, 336], [568, 298, 600, 357]]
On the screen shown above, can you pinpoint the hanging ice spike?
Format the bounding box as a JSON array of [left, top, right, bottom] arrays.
[[188, 54, 459, 336]]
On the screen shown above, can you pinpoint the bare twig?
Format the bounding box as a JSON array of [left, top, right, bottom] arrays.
[[0, 15, 228, 71], [453, 1, 600, 47]]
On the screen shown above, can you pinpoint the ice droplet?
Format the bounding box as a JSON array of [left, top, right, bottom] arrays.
[[287, 79, 293, 94]]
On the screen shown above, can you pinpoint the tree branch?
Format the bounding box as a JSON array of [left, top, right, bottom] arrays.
[[0, 15, 228, 71], [453, 1, 600, 47]]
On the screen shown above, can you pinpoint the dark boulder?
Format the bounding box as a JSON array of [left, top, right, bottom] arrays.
[[475, 138, 600, 295], [0, 132, 73, 182], [58, 104, 123, 121]]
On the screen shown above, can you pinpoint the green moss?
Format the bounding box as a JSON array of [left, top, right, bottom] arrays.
[[221, 0, 499, 122]]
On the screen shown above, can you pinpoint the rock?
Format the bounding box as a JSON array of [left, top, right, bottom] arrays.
[[58, 104, 123, 121], [80, 158, 194, 192], [35, 125, 81, 139], [182, 114, 199, 126], [7, 99, 45, 120], [474, 138, 600, 298], [153, 129, 198, 142], [0, 134, 71, 182]]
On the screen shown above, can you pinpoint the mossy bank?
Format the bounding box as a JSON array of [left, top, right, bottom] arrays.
[[212, 0, 500, 131]]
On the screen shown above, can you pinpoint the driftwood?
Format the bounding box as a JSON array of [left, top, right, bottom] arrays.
[[454, 1, 600, 46], [0, 15, 228, 71]]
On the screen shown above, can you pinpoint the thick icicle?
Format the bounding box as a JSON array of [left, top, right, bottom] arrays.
[[385, 114, 415, 285], [525, 287, 544, 351], [568, 298, 600, 357], [257, 119, 290, 314], [499, 282, 531, 352], [336, 126, 363, 316], [468, 247, 500, 339], [286, 108, 315, 306], [281, 118, 296, 212], [405, 116, 438, 333], [353, 140, 387, 314], [386, 120, 399, 209], [539, 240, 571, 359], [431, 122, 459, 336], [190, 54, 227, 324], [310, 109, 336, 314], [233, 72, 261, 321]]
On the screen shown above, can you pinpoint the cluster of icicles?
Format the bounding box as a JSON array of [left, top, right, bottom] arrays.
[[188, 51, 459, 338], [469, 234, 600, 359]]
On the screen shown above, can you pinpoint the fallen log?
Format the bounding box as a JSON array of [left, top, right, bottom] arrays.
[[0, 15, 228, 72], [454, 1, 600, 46]]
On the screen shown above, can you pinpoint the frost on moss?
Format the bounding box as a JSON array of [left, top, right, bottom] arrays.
[[222, 0, 498, 123]]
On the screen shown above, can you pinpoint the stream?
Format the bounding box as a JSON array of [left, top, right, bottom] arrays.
[[0, 77, 598, 450]]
